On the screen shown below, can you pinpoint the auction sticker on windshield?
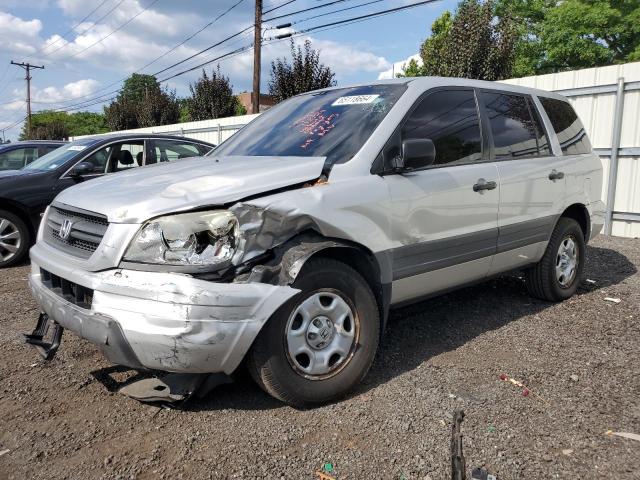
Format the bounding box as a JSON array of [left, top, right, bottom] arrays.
[[331, 94, 379, 106]]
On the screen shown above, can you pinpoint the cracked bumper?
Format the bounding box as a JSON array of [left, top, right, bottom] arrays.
[[28, 244, 299, 374]]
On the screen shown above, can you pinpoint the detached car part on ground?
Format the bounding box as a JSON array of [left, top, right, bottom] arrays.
[[26, 78, 605, 407], [0, 134, 214, 268]]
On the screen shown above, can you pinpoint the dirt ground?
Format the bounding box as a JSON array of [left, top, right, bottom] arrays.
[[0, 235, 639, 480]]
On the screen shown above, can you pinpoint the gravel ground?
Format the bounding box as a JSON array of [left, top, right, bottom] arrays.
[[0, 235, 639, 480]]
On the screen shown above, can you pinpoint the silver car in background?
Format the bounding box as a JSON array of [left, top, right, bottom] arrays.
[[26, 77, 604, 406]]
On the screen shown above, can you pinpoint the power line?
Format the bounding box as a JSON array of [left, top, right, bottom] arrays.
[[38, 0, 111, 55], [265, 0, 385, 28], [61, 0, 161, 61], [137, 0, 246, 73], [43, 0, 127, 58], [264, 0, 353, 22], [152, 26, 253, 77], [0, 103, 27, 126], [263, 0, 297, 15], [40, 39, 255, 113], [37, 0, 440, 114], [32, 0, 247, 109], [42, 28, 254, 112], [162, 0, 437, 82], [267, 0, 439, 39], [0, 70, 22, 100]]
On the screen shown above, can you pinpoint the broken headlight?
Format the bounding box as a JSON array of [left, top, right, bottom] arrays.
[[123, 210, 239, 268]]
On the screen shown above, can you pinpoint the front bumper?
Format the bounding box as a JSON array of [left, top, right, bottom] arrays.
[[28, 243, 299, 374]]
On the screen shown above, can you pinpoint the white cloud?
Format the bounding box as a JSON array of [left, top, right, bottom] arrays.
[[32, 78, 100, 103], [312, 39, 391, 74], [56, 0, 88, 16], [1, 100, 25, 111], [257, 36, 391, 81], [0, 11, 43, 55], [378, 54, 421, 79]]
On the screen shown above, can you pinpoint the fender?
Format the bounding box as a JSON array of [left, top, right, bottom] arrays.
[[238, 234, 393, 332]]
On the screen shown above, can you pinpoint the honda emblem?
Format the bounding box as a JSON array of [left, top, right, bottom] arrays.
[[59, 219, 73, 240]]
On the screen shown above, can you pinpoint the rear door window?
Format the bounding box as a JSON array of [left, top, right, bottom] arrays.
[[482, 92, 548, 160], [539, 97, 592, 155], [112, 141, 145, 171], [0, 148, 24, 169], [401, 89, 482, 166], [148, 140, 204, 164], [0, 147, 37, 169]]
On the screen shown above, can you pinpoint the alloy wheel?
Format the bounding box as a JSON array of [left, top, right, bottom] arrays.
[[0, 217, 21, 263]]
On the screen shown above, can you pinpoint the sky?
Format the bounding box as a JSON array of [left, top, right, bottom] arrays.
[[0, 0, 456, 140]]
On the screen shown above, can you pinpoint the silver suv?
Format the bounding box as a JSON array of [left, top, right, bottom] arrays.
[[27, 78, 604, 406]]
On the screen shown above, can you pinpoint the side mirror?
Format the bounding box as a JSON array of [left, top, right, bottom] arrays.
[[395, 139, 436, 171], [70, 162, 94, 177]]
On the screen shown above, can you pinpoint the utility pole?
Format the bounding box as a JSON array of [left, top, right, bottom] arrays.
[[10, 61, 44, 138], [252, 0, 262, 114]]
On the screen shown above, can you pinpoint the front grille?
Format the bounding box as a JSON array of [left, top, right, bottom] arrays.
[[43, 206, 109, 259], [40, 268, 93, 309]]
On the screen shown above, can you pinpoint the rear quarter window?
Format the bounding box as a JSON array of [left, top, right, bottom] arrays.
[[539, 97, 592, 155]]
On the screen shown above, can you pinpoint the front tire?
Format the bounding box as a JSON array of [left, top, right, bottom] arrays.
[[247, 257, 380, 407], [0, 209, 30, 268], [525, 217, 585, 301]]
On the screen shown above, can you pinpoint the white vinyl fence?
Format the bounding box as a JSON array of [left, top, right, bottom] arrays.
[[80, 62, 640, 238], [72, 113, 259, 145]]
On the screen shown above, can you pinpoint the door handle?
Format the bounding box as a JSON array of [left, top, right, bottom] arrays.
[[549, 169, 565, 181], [473, 178, 497, 192]]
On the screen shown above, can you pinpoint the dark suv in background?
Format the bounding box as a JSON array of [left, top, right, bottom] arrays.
[[0, 133, 214, 267], [0, 140, 65, 170]]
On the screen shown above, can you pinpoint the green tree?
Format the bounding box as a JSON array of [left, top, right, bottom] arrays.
[[120, 73, 161, 102], [399, 58, 425, 77], [410, 0, 518, 80], [19, 110, 108, 140], [105, 74, 180, 130], [268, 40, 336, 102], [234, 100, 247, 116], [496, 0, 640, 76], [104, 97, 138, 131], [541, 0, 640, 70], [177, 98, 191, 123], [186, 67, 240, 120], [418, 10, 453, 76], [136, 87, 180, 128], [66, 112, 109, 136]]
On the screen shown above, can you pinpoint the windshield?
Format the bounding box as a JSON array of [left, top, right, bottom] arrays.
[[212, 84, 406, 166], [23, 138, 99, 171]]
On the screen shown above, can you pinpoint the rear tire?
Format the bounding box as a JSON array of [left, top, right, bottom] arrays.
[[247, 257, 380, 407], [525, 217, 585, 302], [0, 209, 30, 268]]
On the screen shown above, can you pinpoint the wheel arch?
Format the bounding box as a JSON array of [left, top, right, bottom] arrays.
[[308, 244, 390, 330], [559, 203, 590, 242], [0, 198, 35, 237], [246, 232, 391, 333]]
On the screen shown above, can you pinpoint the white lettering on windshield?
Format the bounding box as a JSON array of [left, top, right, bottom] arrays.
[[331, 95, 380, 106]]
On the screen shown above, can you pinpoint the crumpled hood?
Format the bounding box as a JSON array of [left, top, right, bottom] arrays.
[[54, 155, 326, 223]]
